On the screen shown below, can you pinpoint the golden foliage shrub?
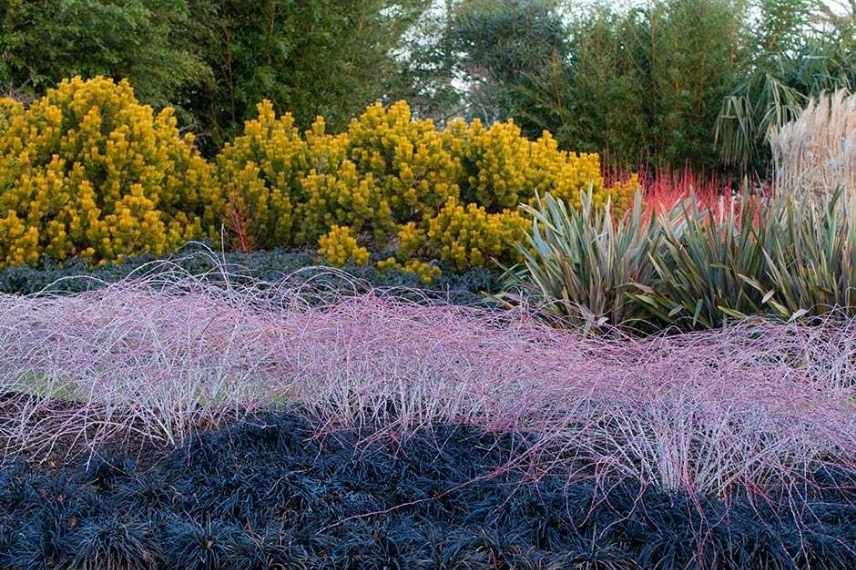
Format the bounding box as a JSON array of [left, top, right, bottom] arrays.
[[318, 225, 370, 266], [218, 100, 634, 279], [0, 77, 222, 268], [0, 84, 633, 278], [447, 119, 631, 212], [428, 199, 530, 270], [377, 256, 441, 284], [449, 118, 530, 210], [347, 101, 461, 220], [216, 100, 307, 250]]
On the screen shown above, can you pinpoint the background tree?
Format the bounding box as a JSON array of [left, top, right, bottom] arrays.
[[454, 0, 747, 170], [388, 0, 466, 123], [186, 0, 429, 151], [646, 0, 748, 170], [715, 0, 856, 170], [445, 0, 568, 131], [0, 0, 206, 108], [431, 0, 851, 174], [520, 5, 653, 166]]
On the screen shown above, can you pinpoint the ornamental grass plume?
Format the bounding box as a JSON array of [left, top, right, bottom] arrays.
[[0, 260, 852, 501], [771, 89, 856, 199]]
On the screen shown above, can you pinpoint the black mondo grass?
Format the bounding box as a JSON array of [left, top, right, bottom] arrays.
[[0, 411, 853, 569]]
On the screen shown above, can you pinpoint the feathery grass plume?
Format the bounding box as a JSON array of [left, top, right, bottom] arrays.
[[770, 89, 856, 199]]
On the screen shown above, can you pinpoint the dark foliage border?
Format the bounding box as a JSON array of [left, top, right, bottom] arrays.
[[0, 245, 500, 306], [1, 411, 853, 569]]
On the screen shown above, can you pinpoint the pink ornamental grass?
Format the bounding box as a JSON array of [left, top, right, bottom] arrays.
[[0, 266, 852, 498]]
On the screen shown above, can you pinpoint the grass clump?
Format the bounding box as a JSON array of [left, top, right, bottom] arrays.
[[514, 187, 856, 330], [0, 263, 852, 503], [770, 89, 855, 201]]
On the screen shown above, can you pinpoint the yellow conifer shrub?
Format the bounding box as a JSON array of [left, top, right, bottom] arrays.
[[427, 199, 529, 270], [318, 225, 370, 266], [217, 99, 635, 281], [449, 118, 530, 210], [449, 119, 634, 212], [376, 256, 440, 284], [0, 87, 632, 279], [402, 259, 442, 283], [0, 77, 222, 268], [396, 221, 426, 258], [526, 132, 603, 207], [216, 100, 308, 249], [346, 101, 461, 220]]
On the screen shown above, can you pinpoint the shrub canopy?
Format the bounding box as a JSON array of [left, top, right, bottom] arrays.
[[0, 77, 222, 268], [218, 99, 635, 278]]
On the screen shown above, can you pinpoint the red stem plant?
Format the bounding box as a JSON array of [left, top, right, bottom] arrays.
[[607, 166, 771, 223], [638, 167, 731, 215]]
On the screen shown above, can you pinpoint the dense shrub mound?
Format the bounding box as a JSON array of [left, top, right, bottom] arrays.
[[217, 99, 636, 279], [0, 77, 222, 269], [1, 411, 853, 569], [0, 77, 637, 279]]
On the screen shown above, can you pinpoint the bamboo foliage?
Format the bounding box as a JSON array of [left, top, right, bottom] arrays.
[[715, 72, 806, 168]]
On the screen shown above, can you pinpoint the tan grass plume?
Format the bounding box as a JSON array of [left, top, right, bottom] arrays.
[[770, 89, 855, 199]]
